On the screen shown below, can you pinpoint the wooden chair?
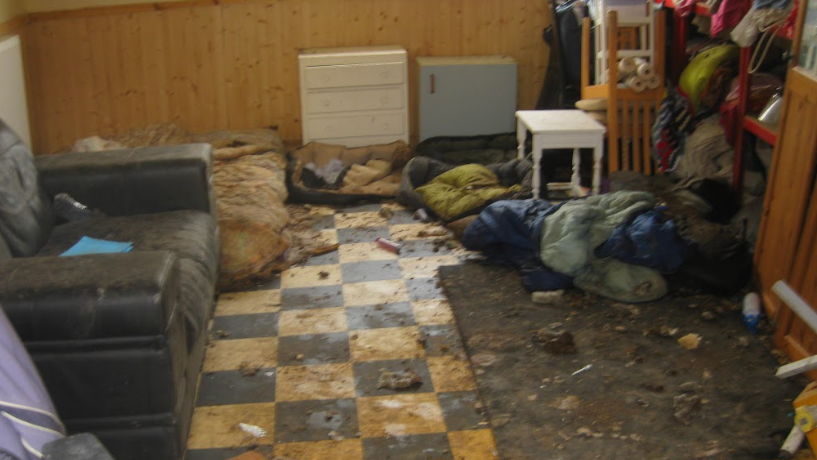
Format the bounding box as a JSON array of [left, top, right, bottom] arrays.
[[581, 10, 666, 174]]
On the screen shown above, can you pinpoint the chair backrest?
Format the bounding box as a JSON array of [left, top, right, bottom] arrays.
[[0, 119, 53, 257]]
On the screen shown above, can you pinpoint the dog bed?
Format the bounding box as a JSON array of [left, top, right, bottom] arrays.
[[287, 141, 411, 205]]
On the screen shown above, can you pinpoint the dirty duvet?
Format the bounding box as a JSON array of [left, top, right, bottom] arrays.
[[462, 191, 691, 302]]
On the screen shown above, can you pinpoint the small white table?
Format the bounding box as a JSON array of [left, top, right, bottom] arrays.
[[516, 110, 606, 199]]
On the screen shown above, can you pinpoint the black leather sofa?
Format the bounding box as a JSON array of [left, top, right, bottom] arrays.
[[0, 119, 220, 460]]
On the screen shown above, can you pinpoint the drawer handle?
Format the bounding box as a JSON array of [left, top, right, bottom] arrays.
[[430, 73, 435, 94], [381, 123, 390, 131]]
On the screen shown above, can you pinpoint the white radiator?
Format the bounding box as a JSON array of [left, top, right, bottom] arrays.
[[0, 34, 31, 147]]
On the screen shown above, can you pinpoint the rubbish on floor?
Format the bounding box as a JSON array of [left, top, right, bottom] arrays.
[[532, 328, 577, 354], [378, 207, 394, 219], [742, 292, 762, 333], [376, 369, 423, 390], [554, 395, 581, 411], [238, 362, 261, 377], [413, 208, 431, 222], [673, 393, 702, 425], [571, 364, 593, 376], [794, 382, 817, 455], [238, 423, 266, 438], [327, 430, 344, 442], [774, 281, 817, 379], [678, 381, 701, 393], [312, 243, 339, 256], [471, 353, 499, 367], [532, 290, 565, 305], [678, 333, 702, 350], [375, 237, 401, 254], [779, 425, 805, 459]]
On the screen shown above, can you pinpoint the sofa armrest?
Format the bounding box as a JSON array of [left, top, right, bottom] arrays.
[[0, 251, 180, 342], [34, 144, 216, 218]]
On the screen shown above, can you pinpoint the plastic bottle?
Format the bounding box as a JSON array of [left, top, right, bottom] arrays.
[[742, 292, 762, 333]]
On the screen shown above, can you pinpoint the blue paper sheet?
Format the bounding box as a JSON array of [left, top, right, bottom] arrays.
[[60, 236, 133, 257]]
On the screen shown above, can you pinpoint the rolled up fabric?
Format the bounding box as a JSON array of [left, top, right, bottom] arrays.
[[626, 75, 646, 92], [618, 57, 637, 76], [644, 74, 661, 89], [634, 58, 655, 79]]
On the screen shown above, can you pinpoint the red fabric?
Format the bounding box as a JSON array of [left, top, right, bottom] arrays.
[[719, 98, 739, 146], [783, 0, 799, 40], [711, 0, 750, 36]]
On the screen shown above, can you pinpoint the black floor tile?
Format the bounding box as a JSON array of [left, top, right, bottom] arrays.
[[210, 313, 278, 340], [353, 359, 434, 397], [275, 399, 359, 443], [337, 226, 391, 245], [346, 302, 416, 330], [341, 202, 383, 213], [341, 260, 402, 284], [419, 325, 466, 357], [196, 368, 276, 406], [277, 332, 350, 366], [302, 250, 340, 266], [405, 277, 446, 300], [280, 285, 344, 310], [388, 209, 422, 225], [311, 214, 336, 230], [363, 433, 453, 460], [437, 391, 489, 431]]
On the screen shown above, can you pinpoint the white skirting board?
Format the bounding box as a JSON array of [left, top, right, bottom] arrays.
[[0, 35, 31, 147]]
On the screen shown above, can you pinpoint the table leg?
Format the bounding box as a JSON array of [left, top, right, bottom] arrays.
[[532, 135, 542, 200], [516, 119, 526, 160], [572, 148, 581, 197], [593, 138, 603, 194]]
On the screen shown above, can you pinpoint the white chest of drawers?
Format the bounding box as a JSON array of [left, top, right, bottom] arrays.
[[298, 46, 409, 147]]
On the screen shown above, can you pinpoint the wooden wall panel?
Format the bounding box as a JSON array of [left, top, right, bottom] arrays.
[[23, 0, 550, 153]]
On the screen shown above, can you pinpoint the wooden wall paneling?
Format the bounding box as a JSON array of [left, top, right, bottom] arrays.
[[276, 0, 304, 141], [24, 0, 550, 152], [222, 3, 261, 130], [138, 11, 171, 126], [424, 0, 464, 56]]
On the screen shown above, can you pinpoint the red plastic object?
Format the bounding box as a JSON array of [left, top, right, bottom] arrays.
[[375, 237, 401, 254]]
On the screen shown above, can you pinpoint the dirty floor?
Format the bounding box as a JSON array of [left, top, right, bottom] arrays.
[[185, 202, 496, 460], [439, 262, 806, 460]]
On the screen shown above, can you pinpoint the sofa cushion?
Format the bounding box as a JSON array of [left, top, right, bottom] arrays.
[[36, 210, 218, 349], [0, 119, 53, 257]]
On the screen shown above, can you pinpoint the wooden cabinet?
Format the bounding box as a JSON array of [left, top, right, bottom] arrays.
[[755, 0, 817, 376], [298, 46, 409, 147]]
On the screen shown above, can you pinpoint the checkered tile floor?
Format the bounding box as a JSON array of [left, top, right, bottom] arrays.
[[185, 202, 499, 460]]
